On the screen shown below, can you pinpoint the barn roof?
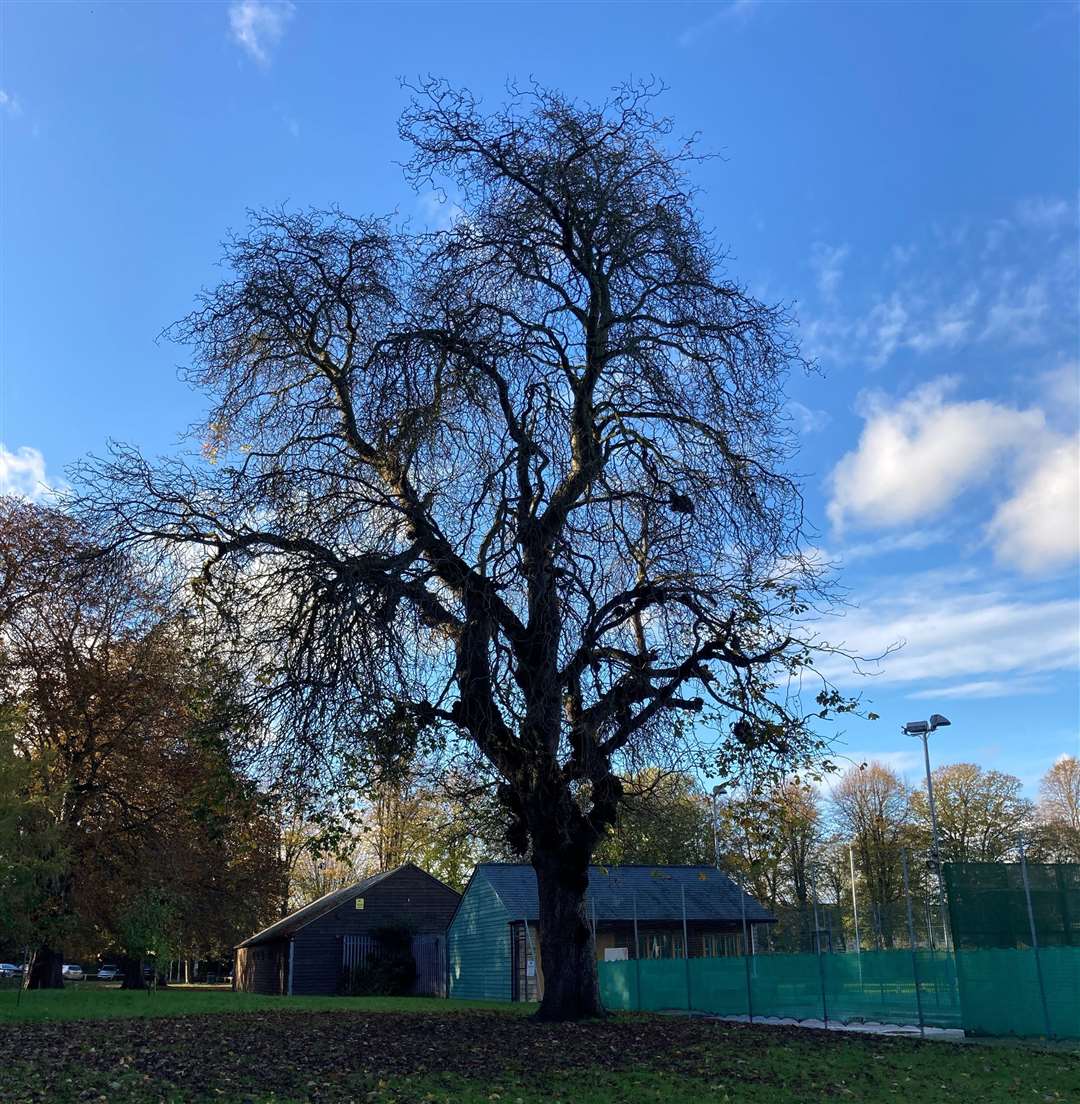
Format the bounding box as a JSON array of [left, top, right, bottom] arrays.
[[474, 864, 774, 924], [236, 863, 444, 948]]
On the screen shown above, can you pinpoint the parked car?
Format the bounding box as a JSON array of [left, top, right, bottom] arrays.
[[61, 964, 84, 981], [96, 964, 120, 981], [0, 963, 23, 979]]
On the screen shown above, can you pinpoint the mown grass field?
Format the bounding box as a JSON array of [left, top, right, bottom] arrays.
[[0, 983, 527, 1022], [0, 988, 1076, 1103]]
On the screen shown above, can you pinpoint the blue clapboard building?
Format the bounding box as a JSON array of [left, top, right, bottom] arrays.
[[447, 864, 773, 1002]]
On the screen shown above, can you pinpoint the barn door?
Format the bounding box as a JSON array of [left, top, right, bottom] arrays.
[[410, 934, 445, 997]]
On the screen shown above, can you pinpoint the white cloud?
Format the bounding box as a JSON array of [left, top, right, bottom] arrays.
[[788, 400, 830, 435], [827, 377, 1044, 531], [0, 444, 57, 501], [811, 243, 849, 302], [802, 198, 1077, 371], [981, 279, 1049, 345], [907, 677, 1049, 701], [678, 0, 758, 46], [988, 434, 1080, 574], [228, 0, 295, 65], [0, 89, 22, 117], [1015, 196, 1075, 234], [828, 377, 1078, 575], [814, 576, 1079, 691], [416, 191, 465, 232]]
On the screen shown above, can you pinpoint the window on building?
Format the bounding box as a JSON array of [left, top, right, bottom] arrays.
[[641, 931, 684, 959], [702, 931, 744, 957]]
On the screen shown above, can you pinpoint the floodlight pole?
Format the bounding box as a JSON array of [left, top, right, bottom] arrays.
[[711, 786, 723, 870], [905, 718, 951, 951]]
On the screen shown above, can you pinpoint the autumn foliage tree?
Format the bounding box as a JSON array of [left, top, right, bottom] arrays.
[[0, 499, 282, 986], [76, 81, 847, 1019]]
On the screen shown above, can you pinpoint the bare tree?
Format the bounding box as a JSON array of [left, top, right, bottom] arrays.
[[830, 763, 912, 948], [76, 81, 846, 1019], [1037, 755, 1080, 861]]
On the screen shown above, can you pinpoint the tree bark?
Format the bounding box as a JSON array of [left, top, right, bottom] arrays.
[[119, 955, 146, 990], [532, 852, 603, 1021], [25, 946, 64, 989]]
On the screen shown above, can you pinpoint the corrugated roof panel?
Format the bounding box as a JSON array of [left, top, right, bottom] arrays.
[[477, 864, 774, 924]]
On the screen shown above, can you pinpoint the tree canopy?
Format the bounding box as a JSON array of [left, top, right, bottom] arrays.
[[74, 80, 852, 1019]]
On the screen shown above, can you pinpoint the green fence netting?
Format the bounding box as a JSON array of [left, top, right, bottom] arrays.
[[943, 862, 1080, 949], [599, 950, 962, 1030], [954, 947, 1080, 1037], [599, 946, 1080, 1038]]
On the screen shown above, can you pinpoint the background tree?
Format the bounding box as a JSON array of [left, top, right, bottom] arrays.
[[0, 501, 282, 985], [1037, 755, 1080, 861], [830, 763, 912, 948], [77, 81, 848, 1019], [594, 769, 714, 867], [910, 762, 1032, 864], [0, 711, 67, 968]]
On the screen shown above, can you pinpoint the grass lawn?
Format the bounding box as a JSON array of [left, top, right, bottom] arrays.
[[0, 990, 1076, 1103], [0, 983, 527, 1023]]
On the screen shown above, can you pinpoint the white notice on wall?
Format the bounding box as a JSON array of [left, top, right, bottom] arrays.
[[604, 947, 629, 961], [526, 959, 536, 977]]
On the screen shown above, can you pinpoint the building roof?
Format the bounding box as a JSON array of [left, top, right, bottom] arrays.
[[235, 863, 446, 948], [473, 864, 775, 924]]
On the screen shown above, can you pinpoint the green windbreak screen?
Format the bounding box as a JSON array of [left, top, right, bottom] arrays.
[[600, 947, 1080, 1037], [954, 947, 1080, 1037], [943, 862, 1080, 949], [599, 951, 961, 1030]]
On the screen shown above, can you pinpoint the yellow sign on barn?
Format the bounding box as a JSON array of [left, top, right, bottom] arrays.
[[355, 898, 364, 910]]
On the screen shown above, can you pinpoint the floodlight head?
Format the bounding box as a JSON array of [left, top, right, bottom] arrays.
[[929, 714, 951, 731], [712, 784, 724, 796], [903, 720, 930, 735]]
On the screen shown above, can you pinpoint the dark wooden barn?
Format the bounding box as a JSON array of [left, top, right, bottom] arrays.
[[234, 863, 460, 996]]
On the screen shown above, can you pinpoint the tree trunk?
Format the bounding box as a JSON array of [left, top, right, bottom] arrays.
[[119, 955, 146, 990], [532, 852, 603, 1021], [25, 946, 64, 989]]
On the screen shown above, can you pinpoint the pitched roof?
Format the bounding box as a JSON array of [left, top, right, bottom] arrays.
[[475, 864, 775, 924], [235, 864, 429, 948]]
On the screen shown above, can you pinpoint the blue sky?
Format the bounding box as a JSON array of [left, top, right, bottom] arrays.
[[2, 1, 1077, 794]]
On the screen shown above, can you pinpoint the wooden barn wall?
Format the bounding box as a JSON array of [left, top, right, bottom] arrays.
[[234, 939, 288, 994], [289, 866, 460, 996]]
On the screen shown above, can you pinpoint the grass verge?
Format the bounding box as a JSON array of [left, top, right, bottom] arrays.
[[0, 985, 530, 1022]]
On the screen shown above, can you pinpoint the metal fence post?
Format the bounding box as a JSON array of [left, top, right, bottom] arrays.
[[811, 875, 829, 1029], [901, 849, 926, 1038], [1019, 834, 1053, 1038], [633, 890, 641, 1012], [739, 876, 754, 1023], [848, 846, 861, 958], [681, 884, 692, 1018]]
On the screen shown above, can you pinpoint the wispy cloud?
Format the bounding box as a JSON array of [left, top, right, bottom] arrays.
[[814, 572, 1079, 692], [0, 444, 59, 501], [0, 89, 22, 117], [810, 243, 849, 302], [907, 677, 1050, 701], [802, 197, 1078, 370], [678, 0, 759, 47], [229, 0, 295, 65], [416, 191, 465, 232], [788, 400, 830, 435]]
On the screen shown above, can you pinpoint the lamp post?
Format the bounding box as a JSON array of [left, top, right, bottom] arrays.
[[711, 785, 723, 870], [903, 714, 951, 950]]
